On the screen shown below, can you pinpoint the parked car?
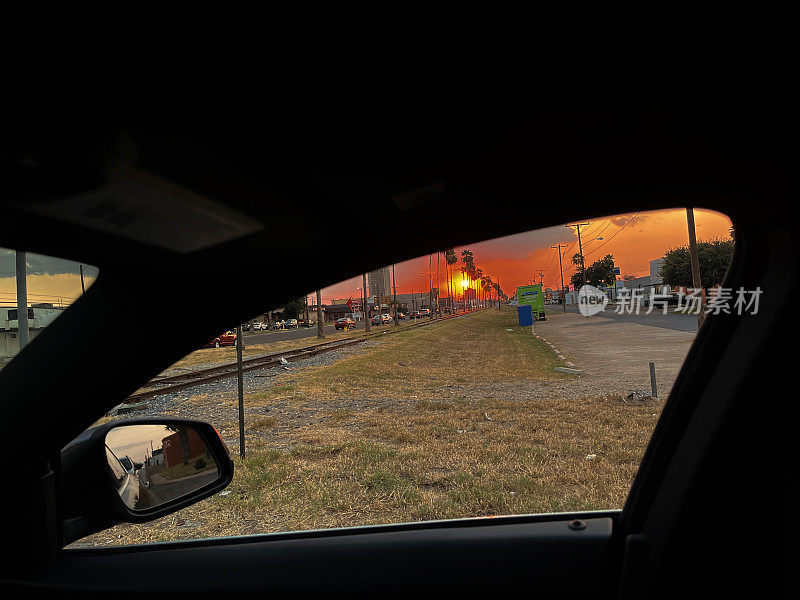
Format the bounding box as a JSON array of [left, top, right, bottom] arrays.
[[420, 308, 431, 317], [335, 317, 355, 330], [104, 446, 143, 509], [298, 318, 314, 328], [284, 319, 298, 329], [272, 320, 284, 330], [381, 313, 393, 324], [396, 312, 406, 320], [642, 293, 681, 308], [117, 455, 136, 476], [370, 314, 383, 325], [409, 311, 421, 319], [203, 331, 237, 348]]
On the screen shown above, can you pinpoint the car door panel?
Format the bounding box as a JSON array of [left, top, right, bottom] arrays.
[[5, 516, 616, 598]]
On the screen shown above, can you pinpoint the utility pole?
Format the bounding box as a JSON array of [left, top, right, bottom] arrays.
[[686, 208, 706, 328], [566, 222, 590, 287], [552, 244, 567, 313], [377, 278, 383, 322], [436, 252, 441, 312], [316, 290, 325, 338], [236, 323, 245, 459], [16, 251, 29, 351], [392, 264, 398, 325], [363, 273, 370, 332], [79, 264, 86, 294], [536, 268, 545, 285], [428, 254, 433, 311]]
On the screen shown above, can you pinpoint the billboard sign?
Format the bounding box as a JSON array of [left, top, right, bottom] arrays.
[[516, 284, 545, 319]]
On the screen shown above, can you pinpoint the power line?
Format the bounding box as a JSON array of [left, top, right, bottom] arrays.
[[579, 219, 614, 253], [584, 213, 641, 258]]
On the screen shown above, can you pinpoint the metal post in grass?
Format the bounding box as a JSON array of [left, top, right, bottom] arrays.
[[236, 324, 245, 459], [649, 361, 658, 398]]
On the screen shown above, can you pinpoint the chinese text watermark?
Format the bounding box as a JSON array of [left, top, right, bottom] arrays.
[[578, 285, 762, 317]]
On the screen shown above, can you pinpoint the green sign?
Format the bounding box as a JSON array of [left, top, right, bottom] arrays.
[[517, 284, 545, 316]]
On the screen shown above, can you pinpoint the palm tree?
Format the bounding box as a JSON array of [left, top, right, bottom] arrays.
[[444, 249, 458, 310], [481, 275, 493, 306], [474, 268, 484, 306]]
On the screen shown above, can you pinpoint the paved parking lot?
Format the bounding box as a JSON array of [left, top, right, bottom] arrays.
[[535, 307, 697, 399], [554, 305, 699, 332]]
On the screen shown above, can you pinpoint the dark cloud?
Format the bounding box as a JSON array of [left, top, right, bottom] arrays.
[[611, 214, 649, 228]]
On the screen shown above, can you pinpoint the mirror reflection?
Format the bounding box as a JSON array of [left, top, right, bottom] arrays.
[[105, 424, 219, 511]]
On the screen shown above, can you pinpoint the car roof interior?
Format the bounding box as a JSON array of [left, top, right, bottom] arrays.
[[1, 5, 792, 598]]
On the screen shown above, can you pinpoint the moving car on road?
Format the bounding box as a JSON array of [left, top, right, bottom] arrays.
[[203, 331, 237, 348], [335, 317, 355, 330]]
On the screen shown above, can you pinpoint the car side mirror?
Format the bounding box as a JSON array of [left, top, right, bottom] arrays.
[[60, 418, 233, 546]]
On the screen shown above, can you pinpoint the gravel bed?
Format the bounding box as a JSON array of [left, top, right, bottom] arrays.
[[110, 339, 381, 450]]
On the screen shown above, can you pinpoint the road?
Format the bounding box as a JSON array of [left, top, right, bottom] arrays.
[[544, 305, 698, 332], [243, 318, 426, 344]]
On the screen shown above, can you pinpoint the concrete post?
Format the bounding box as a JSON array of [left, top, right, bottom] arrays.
[[16, 251, 29, 351]]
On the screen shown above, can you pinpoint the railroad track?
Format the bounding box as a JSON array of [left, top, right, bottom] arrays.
[[124, 310, 481, 403]]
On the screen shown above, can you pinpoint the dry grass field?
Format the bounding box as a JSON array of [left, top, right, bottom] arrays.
[[75, 309, 664, 547]]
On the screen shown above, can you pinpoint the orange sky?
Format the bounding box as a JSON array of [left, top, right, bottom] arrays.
[[316, 208, 733, 304], [1, 208, 732, 308], [0, 273, 96, 307]]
